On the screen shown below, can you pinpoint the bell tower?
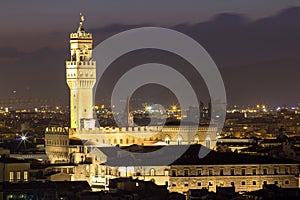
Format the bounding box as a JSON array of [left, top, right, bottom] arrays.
[[66, 14, 96, 129]]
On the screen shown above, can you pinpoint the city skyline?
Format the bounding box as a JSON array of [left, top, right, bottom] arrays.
[[1, 3, 300, 198]]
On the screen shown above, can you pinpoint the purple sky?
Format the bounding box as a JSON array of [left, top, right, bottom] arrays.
[[1, 0, 300, 50], [1, 1, 300, 108]]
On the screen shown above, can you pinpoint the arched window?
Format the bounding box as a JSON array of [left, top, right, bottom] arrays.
[[177, 136, 183, 145], [194, 137, 199, 144], [150, 168, 156, 176], [165, 136, 170, 145]]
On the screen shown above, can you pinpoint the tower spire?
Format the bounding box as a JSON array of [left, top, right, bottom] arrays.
[[77, 13, 85, 33]]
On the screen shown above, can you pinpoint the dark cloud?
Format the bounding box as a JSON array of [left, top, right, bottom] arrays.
[[1, 7, 300, 107]]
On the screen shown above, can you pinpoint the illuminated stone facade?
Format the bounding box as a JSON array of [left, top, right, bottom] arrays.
[[102, 145, 300, 194], [66, 14, 96, 130], [71, 125, 217, 149], [169, 163, 299, 193], [45, 127, 69, 164]]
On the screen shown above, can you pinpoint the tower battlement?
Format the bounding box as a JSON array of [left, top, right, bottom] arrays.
[[66, 61, 96, 67], [45, 127, 69, 134], [70, 32, 92, 39]]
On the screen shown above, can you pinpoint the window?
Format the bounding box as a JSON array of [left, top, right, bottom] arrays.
[[177, 138, 182, 145], [253, 181, 256, 185], [205, 139, 211, 148], [184, 182, 189, 187], [263, 168, 268, 175], [242, 169, 246, 176], [165, 138, 170, 145], [274, 181, 278, 185], [197, 169, 202, 176], [231, 168, 235, 175], [274, 167, 279, 175], [220, 169, 224, 176], [150, 169, 155, 176], [209, 181, 213, 186], [209, 168, 213, 176], [231, 182, 234, 186], [197, 182, 201, 187], [172, 182, 177, 187], [252, 168, 257, 175], [164, 170, 169, 176], [9, 171, 14, 182], [263, 181, 267, 185], [171, 170, 177, 177], [16, 171, 21, 181], [184, 169, 189, 176], [285, 180, 289, 185], [136, 170, 141, 176], [242, 181, 245, 185], [24, 171, 28, 182], [285, 167, 290, 175]]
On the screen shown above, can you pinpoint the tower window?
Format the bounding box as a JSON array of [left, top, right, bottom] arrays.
[[197, 169, 202, 176], [274, 167, 279, 175], [171, 170, 177, 177], [220, 169, 224, 176], [242, 168, 246, 175], [184, 169, 189, 176], [285, 167, 290, 175], [231, 168, 235, 175], [150, 169, 155, 176]]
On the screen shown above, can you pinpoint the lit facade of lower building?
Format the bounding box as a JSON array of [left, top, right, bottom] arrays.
[[100, 145, 300, 194], [169, 163, 299, 193]]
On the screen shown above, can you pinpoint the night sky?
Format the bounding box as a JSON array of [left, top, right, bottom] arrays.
[[1, 0, 300, 108]]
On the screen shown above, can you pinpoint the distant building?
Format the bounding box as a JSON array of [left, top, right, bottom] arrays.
[[0, 181, 91, 200], [0, 156, 30, 183]]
